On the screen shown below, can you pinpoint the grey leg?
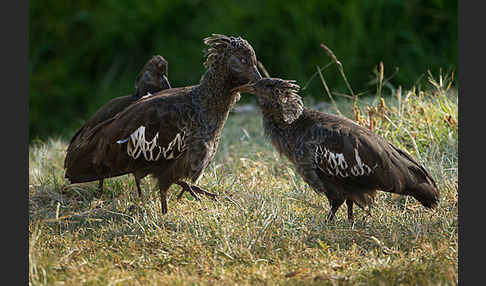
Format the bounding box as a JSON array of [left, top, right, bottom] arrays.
[[96, 179, 104, 196], [346, 199, 354, 223], [134, 176, 143, 199]]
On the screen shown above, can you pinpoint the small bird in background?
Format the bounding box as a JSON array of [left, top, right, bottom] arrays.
[[64, 34, 262, 214], [133, 55, 171, 98], [232, 78, 439, 223], [64, 55, 172, 198]]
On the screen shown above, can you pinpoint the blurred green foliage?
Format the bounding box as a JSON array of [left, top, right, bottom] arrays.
[[29, 0, 457, 140]]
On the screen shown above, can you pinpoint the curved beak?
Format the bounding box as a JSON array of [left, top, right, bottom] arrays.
[[231, 83, 255, 94], [162, 75, 171, 89], [249, 65, 262, 83]]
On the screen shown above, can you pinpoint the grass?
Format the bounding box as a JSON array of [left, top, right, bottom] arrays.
[[29, 70, 457, 285]]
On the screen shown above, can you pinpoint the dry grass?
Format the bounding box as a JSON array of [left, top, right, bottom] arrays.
[[29, 71, 457, 285]]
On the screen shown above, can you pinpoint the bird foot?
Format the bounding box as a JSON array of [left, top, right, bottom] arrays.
[[176, 181, 217, 201], [177, 183, 201, 201], [189, 185, 218, 200], [365, 206, 373, 218], [348, 217, 354, 225], [326, 212, 335, 223]]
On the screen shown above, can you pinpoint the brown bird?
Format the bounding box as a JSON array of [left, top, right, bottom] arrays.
[[64, 34, 262, 214], [64, 55, 171, 197], [133, 55, 171, 98], [232, 78, 439, 222]]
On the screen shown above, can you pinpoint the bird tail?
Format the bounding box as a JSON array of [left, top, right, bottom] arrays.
[[64, 118, 118, 183], [404, 165, 440, 208], [388, 143, 440, 208]]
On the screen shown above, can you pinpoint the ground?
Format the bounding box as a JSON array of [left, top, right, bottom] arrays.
[[29, 73, 457, 285]]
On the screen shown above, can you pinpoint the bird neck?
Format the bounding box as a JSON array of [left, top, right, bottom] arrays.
[[195, 66, 240, 118], [258, 99, 289, 128], [261, 112, 300, 163], [191, 66, 240, 138], [262, 113, 293, 133]]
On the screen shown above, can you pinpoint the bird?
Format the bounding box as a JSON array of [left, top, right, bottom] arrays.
[[232, 78, 440, 223], [133, 55, 171, 98], [64, 55, 172, 198], [64, 34, 262, 214]]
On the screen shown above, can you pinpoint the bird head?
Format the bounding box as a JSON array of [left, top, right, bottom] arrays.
[[203, 34, 262, 86], [232, 78, 304, 124], [134, 55, 171, 98]]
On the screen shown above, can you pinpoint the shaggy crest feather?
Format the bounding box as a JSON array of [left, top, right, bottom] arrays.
[[203, 34, 254, 69]]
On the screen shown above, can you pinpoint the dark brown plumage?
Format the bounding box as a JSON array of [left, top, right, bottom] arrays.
[[64, 55, 171, 197], [133, 55, 171, 98], [233, 78, 440, 222], [64, 34, 262, 214]]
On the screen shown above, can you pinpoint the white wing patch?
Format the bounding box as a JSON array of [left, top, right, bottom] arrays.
[[117, 126, 186, 161], [315, 145, 376, 178], [140, 92, 152, 100]]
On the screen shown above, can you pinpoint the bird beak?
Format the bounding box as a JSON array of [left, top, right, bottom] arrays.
[[249, 65, 262, 83], [162, 75, 171, 89], [231, 83, 255, 94]]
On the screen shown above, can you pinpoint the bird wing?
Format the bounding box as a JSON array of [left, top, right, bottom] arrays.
[[65, 87, 194, 182], [98, 88, 193, 161], [387, 141, 438, 188], [67, 96, 134, 146], [306, 121, 386, 180]]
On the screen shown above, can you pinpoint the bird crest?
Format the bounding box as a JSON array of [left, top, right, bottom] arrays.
[[275, 80, 304, 124], [203, 34, 255, 69], [235, 78, 304, 124]]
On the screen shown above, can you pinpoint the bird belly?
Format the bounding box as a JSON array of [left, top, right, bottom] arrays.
[[185, 139, 219, 183]]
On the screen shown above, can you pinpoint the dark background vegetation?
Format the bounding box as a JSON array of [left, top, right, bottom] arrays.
[[29, 0, 457, 141]]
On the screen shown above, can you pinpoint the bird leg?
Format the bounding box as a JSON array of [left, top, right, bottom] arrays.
[[365, 204, 373, 218], [346, 199, 354, 224], [176, 181, 217, 200], [160, 189, 168, 214], [326, 198, 345, 222], [98, 179, 104, 191], [133, 170, 149, 200], [134, 176, 143, 200], [153, 166, 179, 215], [158, 181, 171, 215], [326, 207, 337, 222], [176, 181, 201, 201], [95, 179, 104, 197]]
